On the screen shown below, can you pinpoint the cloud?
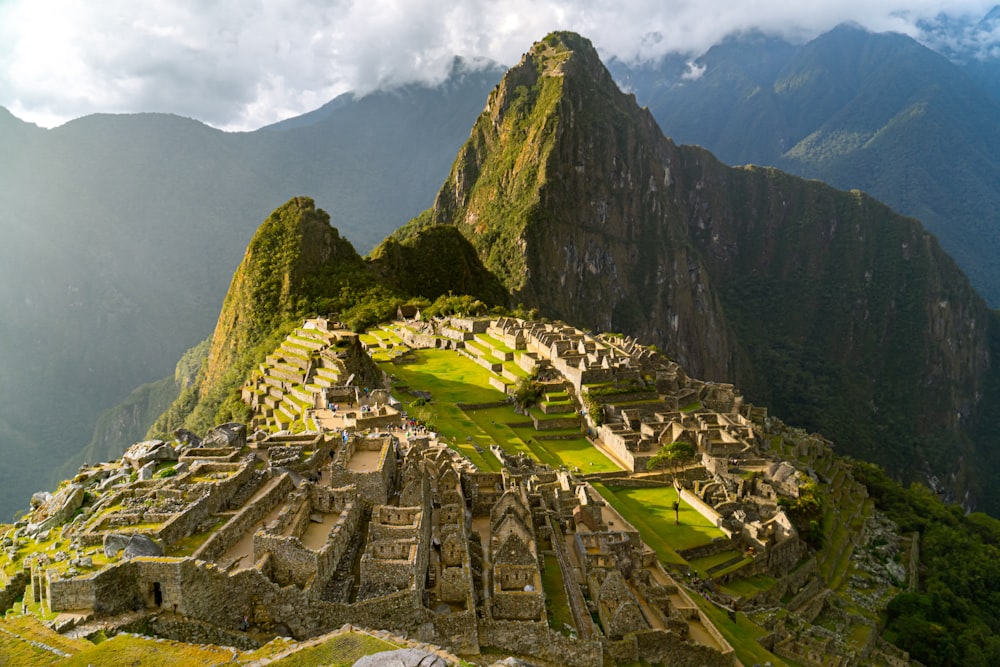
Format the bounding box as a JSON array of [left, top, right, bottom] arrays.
[[681, 61, 707, 81], [0, 0, 996, 130]]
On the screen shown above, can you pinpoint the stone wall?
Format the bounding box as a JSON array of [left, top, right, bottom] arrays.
[[360, 540, 419, 593], [0, 570, 28, 612], [125, 615, 260, 651], [491, 588, 544, 621], [327, 438, 396, 506], [46, 570, 95, 611], [90, 560, 145, 614], [631, 628, 735, 667], [253, 500, 361, 589], [194, 473, 294, 562], [677, 537, 735, 563], [479, 618, 603, 667], [157, 458, 256, 546], [679, 488, 732, 537], [433, 604, 479, 654]]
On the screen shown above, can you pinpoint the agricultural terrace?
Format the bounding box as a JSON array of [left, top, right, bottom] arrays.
[[381, 347, 619, 473]]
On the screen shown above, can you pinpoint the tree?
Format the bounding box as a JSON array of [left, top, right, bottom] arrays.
[[648, 441, 697, 522], [513, 373, 542, 410]]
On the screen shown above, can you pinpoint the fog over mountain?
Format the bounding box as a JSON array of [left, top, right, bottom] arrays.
[[2, 0, 997, 130]]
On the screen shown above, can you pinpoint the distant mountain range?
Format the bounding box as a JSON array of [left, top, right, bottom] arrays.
[[609, 22, 1000, 307], [4, 18, 1000, 517]]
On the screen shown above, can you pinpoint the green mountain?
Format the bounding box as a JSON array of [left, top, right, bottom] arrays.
[[404, 31, 1000, 513], [154, 196, 505, 434], [611, 24, 1000, 307]]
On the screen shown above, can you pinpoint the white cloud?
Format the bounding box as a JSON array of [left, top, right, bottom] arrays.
[[681, 60, 707, 81], [0, 0, 996, 130]]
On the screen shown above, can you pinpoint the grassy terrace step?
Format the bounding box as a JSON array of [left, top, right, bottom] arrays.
[[268, 368, 304, 384], [314, 364, 341, 377], [501, 364, 531, 381], [275, 404, 295, 423], [279, 346, 312, 365], [464, 339, 502, 363], [377, 327, 406, 344], [291, 332, 328, 348], [475, 332, 514, 353], [289, 386, 314, 404], [283, 391, 312, 411], [263, 375, 286, 389]]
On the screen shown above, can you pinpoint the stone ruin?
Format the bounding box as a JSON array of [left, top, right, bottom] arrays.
[[3, 315, 888, 666]]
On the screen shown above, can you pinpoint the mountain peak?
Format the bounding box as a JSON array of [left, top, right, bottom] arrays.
[[196, 197, 364, 415]]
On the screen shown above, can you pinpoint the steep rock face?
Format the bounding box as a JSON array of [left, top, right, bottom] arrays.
[[412, 31, 997, 509], [423, 33, 735, 380]]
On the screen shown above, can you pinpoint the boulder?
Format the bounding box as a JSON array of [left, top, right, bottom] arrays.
[[202, 422, 247, 449], [352, 648, 449, 667], [173, 428, 202, 449], [98, 473, 131, 491], [30, 492, 52, 509], [103, 533, 131, 559], [104, 533, 164, 560], [31, 484, 85, 530], [123, 534, 164, 559], [138, 461, 158, 481], [123, 440, 177, 470]]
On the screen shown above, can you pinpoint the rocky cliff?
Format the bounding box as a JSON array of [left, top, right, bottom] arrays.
[[405, 31, 999, 510]]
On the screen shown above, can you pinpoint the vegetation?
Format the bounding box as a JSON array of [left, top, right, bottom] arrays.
[[852, 459, 1000, 665], [777, 479, 824, 548], [647, 441, 696, 478], [265, 630, 399, 666], [154, 196, 510, 437]]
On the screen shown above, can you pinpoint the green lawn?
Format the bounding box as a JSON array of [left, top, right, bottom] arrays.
[[59, 633, 237, 667], [542, 554, 575, 634], [591, 484, 725, 564], [719, 574, 778, 599], [383, 349, 618, 473]]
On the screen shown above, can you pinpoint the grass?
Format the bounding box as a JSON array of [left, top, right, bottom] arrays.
[[0, 630, 64, 666], [167, 517, 227, 557], [266, 629, 400, 666], [385, 349, 617, 473], [0, 614, 88, 657], [59, 633, 236, 666], [689, 592, 797, 667], [719, 574, 778, 599], [688, 550, 744, 577], [592, 485, 725, 562], [542, 554, 574, 634]]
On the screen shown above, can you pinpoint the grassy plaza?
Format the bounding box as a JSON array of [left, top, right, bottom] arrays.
[[382, 347, 619, 473]]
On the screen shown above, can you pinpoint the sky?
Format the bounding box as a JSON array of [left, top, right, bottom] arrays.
[[0, 0, 997, 131]]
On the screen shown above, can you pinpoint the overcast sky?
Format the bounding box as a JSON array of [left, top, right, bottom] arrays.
[[0, 0, 997, 131]]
